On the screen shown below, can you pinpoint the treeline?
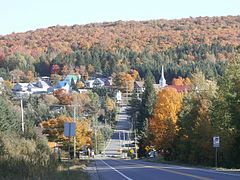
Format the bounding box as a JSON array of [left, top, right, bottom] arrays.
[[129, 52, 240, 168], [0, 42, 234, 85]]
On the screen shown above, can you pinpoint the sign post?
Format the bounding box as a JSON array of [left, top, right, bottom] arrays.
[[64, 122, 76, 175], [213, 136, 220, 168]]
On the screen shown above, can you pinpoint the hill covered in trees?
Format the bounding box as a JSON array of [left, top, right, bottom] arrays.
[[1, 16, 240, 56], [0, 15, 240, 82]]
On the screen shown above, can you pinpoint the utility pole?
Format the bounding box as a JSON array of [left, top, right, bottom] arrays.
[[128, 130, 130, 152], [123, 130, 126, 150], [20, 98, 24, 132], [95, 128, 97, 154], [134, 129, 138, 159], [73, 106, 76, 158], [119, 131, 121, 155]]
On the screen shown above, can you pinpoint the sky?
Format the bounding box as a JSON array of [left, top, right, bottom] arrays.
[[0, 0, 239, 35]]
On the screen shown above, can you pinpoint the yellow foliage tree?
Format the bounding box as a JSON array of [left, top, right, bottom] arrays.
[[172, 76, 191, 86], [42, 115, 92, 149], [76, 80, 85, 89], [149, 88, 182, 150], [105, 96, 115, 111]]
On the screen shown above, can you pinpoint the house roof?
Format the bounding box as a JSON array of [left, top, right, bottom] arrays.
[[94, 78, 105, 84], [56, 81, 69, 88], [65, 74, 78, 82], [153, 84, 191, 93], [167, 85, 191, 93], [33, 80, 49, 88], [134, 81, 144, 88]]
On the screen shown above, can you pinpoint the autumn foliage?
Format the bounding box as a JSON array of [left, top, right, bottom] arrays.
[[53, 89, 72, 105], [149, 87, 182, 150], [1, 16, 240, 57], [172, 77, 191, 86], [42, 115, 92, 149]]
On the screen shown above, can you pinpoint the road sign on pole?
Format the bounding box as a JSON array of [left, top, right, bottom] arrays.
[[64, 122, 76, 175], [213, 136, 220, 168], [213, 136, 220, 148], [64, 122, 76, 137]]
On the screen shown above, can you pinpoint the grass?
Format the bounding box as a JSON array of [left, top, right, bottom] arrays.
[[49, 159, 90, 180], [0, 159, 90, 180]]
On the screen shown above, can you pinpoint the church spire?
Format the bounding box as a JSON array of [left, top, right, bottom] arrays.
[[159, 66, 166, 88]]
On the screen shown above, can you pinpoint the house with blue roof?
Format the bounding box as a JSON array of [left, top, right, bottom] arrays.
[[64, 74, 79, 84], [55, 80, 71, 92]]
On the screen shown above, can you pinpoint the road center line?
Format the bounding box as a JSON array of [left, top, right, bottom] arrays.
[[112, 160, 212, 180], [144, 165, 213, 180], [100, 159, 133, 180]]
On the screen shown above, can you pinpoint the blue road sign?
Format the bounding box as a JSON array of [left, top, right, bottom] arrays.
[[64, 122, 76, 137]]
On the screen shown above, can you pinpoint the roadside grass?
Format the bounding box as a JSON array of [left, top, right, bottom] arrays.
[[48, 158, 90, 180], [0, 159, 90, 180]]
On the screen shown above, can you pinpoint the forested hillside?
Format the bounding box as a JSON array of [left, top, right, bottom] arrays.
[[0, 15, 240, 82]]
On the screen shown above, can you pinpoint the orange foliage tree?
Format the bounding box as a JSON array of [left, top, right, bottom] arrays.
[[149, 88, 182, 150], [53, 89, 72, 105], [113, 71, 135, 91], [42, 115, 92, 149], [172, 76, 191, 86]]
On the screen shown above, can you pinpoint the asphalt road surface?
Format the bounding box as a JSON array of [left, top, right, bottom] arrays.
[[91, 158, 240, 180], [104, 105, 132, 158], [88, 105, 240, 180]]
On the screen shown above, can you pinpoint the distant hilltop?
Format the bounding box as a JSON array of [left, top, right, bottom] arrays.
[[0, 15, 240, 57]]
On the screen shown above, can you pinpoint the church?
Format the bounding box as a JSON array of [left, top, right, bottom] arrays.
[[153, 66, 191, 93]]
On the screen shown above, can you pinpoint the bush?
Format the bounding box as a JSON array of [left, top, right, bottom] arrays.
[[0, 132, 58, 179]]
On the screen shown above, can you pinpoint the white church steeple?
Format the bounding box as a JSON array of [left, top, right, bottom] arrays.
[[159, 66, 166, 88]]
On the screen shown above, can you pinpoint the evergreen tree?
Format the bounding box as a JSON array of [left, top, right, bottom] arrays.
[[0, 96, 21, 133], [138, 70, 156, 132]]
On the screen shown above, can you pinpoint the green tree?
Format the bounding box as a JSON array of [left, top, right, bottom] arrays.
[[138, 70, 156, 132], [0, 96, 21, 133], [177, 71, 217, 165], [211, 53, 240, 167]]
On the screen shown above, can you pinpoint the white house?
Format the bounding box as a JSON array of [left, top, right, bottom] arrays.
[[12, 83, 30, 92], [78, 89, 88, 93], [85, 80, 95, 88], [116, 90, 122, 103], [93, 78, 105, 87], [0, 77, 4, 93], [29, 79, 50, 94], [13, 79, 51, 94]]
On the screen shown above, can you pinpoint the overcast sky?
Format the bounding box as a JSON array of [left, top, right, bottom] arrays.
[[0, 0, 239, 35]]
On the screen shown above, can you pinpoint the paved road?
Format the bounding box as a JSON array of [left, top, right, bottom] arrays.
[[87, 105, 240, 180], [104, 105, 132, 158], [90, 158, 240, 180]]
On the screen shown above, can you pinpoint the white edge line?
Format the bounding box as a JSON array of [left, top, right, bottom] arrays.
[[100, 159, 133, 180]]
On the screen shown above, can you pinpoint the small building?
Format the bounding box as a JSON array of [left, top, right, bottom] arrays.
[[64, 74, 78, 84], [78, 89, 88, 93], [116, 90, 122, 103], [13, 79, 51, 94], [134, 81, 145, 93], [85, 80, 95, 88], [93, 78, 105, 87], [167, 85, 191, 93], [55, 80, 71, 92], [12, 83, 30, 92]]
